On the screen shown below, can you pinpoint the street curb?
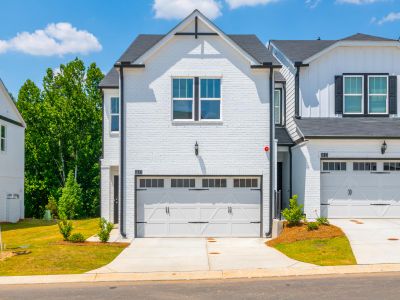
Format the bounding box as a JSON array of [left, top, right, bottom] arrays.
[[1, 264, 400, 285]]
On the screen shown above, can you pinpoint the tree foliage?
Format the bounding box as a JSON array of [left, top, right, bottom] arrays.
[[58, 170, 83, 220], [17, 58, 104, 218]]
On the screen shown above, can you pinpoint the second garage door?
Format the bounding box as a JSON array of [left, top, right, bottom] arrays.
[[136, 177, 261, 237], [321, 160, 400, 218]]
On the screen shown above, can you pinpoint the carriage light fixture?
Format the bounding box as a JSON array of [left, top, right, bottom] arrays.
[[381, 141, 387, 155], [195, 141, 199, 156]]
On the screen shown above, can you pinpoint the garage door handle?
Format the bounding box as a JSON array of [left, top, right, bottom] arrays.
[[189, 188, 209, 191], [250, 221, 261, 224], [251, 188, 261, 191], [188, 221, 209, 224], [370, 203, 390, 206], [136, 221, 147, 224]]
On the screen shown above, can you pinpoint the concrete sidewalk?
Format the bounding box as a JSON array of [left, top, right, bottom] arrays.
[[2, 264, 400, 285]]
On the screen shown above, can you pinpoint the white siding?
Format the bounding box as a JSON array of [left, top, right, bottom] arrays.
[[292, 139, 400, 219], [122, 35, 271, 238], [300, 46, 400, 118], [102, 89, 120, 167]]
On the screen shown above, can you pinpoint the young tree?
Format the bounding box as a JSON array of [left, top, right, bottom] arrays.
[[58, 170, 83, 220]]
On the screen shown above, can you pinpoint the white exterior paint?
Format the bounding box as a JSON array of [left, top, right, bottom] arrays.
[[292, 139, 400, 219], [101, 15, 272, 239], [0, 80, 25, 223]]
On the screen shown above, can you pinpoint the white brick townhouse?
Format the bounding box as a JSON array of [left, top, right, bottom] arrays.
[[100, 10, 400, 239], [270, 33, 400, 219], [0, 79, 26, 223]]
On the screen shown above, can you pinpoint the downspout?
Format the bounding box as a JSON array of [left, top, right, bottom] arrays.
[[266, 67, 275, 237], [295, 65, 300, 118], [119, 66, 126, 238], [289, 145, 293, 198]]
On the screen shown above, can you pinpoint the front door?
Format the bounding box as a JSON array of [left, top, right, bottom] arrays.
[[113, 175, 119, 224]]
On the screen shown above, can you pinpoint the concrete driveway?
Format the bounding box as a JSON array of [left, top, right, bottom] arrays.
[[331, 219, 400, 264], [90, 238, 312, 273]]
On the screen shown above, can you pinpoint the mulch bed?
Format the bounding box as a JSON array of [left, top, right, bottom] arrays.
[[267, 223, 345, 247], [52, 241, 129, 247]]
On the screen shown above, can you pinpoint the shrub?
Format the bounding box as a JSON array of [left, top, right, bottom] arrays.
[[281, 195, 304, 226], [98, 218, 114, 243], [316, 217, 330, 226], [58, 219, 73, 241], [45, 195, 58, 219], [69, 233, 86, 243], [58, 171, 83, 220], [307, 222, 319, 231]]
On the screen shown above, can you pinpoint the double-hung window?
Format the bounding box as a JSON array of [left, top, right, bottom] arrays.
[[110, 97, 120, 132], [173, 78, 194, 120], [343, 76, 363, 114], [368, 76, 388, 114], [200, 79, 221, 120], [0, 125, 6, 152], [274, 89, 282, 125]]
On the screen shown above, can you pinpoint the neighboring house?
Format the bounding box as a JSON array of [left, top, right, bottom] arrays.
[[99, 10, 282, 238], [270, 33, 400, 219], [0, 79, 26, 223]]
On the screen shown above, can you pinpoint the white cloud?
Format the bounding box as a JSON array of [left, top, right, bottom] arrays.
[[225, 0, 278, 9], [336, 0, 383, 4], [373, 12, 400, 25], [153, 0, 222, 20], [0, 23, 102, 56], [305, 0, 321, 8]]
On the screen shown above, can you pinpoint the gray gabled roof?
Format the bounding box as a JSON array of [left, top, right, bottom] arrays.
[[271, 33, 398, 64], [296, 118, 400, 139], [276, 126, 294, 145], [100, 34, 279, 88]]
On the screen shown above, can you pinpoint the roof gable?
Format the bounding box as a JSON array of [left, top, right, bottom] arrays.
[[0, 79, 26, 127]]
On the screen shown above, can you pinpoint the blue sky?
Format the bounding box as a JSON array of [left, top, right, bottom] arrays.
[[0, 0, 399, 96]]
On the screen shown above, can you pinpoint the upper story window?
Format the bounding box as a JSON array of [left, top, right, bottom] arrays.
[[274, 89, 282, 125], [0, 125, 6, 152], [172, 78, 194, 120], [368, 76, 388, 114], [110, 97, 120, 132], [343, 76, 363, 114], [200, 79, 221, 120]]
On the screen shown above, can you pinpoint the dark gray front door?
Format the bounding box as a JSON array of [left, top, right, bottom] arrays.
[[114, 175, 119, 224]]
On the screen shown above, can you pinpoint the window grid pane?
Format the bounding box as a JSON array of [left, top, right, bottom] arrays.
[[233, 178, 258, 188], [344, 76, 363, 114], [322, 161, 346, 171], [200, 79, 221, 120], [274, 90, 281, 124]]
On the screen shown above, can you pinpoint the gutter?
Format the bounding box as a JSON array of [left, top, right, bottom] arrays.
[[119, 66, 127, 238], [266, 67, 275, 238]]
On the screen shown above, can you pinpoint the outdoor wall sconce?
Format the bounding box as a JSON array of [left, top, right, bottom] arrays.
[[195, 141, 199, 156], [381, 141, 387, 155]]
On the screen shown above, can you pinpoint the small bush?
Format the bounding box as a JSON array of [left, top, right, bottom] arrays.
[[58, 171, 83, 220], [69, 233, 86, 243], [281, 195, 304, 227], [98, 218, 114, 243], [307, 222, 319, 231], [45, 195, 58, 219], [316, 217, 330, 226], [58, 219, 73, 241]]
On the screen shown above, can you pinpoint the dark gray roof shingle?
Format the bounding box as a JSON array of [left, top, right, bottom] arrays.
[[274, 71, 285, 82], [276, 126, 294, 145], [341, 33, 396, 42], [296, 118, 400, 138], [100, 34, 279, 88]]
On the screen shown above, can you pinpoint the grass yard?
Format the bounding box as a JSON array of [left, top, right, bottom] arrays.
[[267, 223, 356, 266], [0, 218, 127, 276]]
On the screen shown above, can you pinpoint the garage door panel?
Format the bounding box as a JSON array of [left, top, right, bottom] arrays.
[[231, 223, 260, 237]]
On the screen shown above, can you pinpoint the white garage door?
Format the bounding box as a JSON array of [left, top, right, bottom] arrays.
[[136, 177, 261, 237], [321, 161, 400, 218]]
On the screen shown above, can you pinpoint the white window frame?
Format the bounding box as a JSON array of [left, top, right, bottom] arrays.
[[172, 78, 195, 121], [367, 75, 389, 115], [343, 75, 364, 115], [274, 89, 282, 125], [0, 124, 6, 153], [110, 97, 120, 133], [199, 77, 222, 122]]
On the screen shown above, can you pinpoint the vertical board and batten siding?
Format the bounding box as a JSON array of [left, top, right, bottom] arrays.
[[292, 139, 400, 218], [122, 35, 271, 238], [299, 46, 400, 118], [101, 89, 120, 221]]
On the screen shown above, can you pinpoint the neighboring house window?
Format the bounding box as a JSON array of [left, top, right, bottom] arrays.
[[274, 89, 282, 125], [343, 76, 363, 114], [368, 76, 388, 114], [139, 178, 164, 188], [200, 79, 221, 120], [353, 162, 377, 171], [322, 162, 347, 171], [171, 178, 195, 188], [110, 97, 120, 132], [202, 178, 227, 188], [233, 178, 258, 188], [384, 162, 400, 171], [173, 78, 194, 120], [0, 125, 5, 152]]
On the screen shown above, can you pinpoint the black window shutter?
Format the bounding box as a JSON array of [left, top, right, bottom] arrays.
[[389, 76, 397, 114], [335, 75, 343, 114]]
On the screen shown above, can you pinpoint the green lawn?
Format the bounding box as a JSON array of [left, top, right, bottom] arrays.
[[274, 236, 356, 266], [0, 219, 127, 276]]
